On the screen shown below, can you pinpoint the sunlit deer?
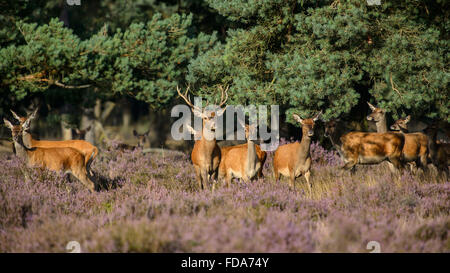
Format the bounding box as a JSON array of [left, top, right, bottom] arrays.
[[390, 116, 429, 174], [273, 112, 321, 192], [10, 109, 98, 168], [219, 122, 261, 187], [220, 141, 266, 179], [340, 130, 405, 174], [366, 102, 415, 172], [177, 85, 228, 190], [4, 119, 97, 192]]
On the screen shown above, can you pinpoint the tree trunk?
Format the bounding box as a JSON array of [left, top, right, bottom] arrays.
[[121, 98, 132, 134], [60, 118, 72, 140], [80, 109, 95, 144]]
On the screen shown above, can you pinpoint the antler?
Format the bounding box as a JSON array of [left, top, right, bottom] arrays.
[[216, 85, 229, 108], [367, 101, 377, 111], [177, 85, 199, 110]]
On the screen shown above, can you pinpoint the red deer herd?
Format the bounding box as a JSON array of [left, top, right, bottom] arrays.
[[2, 91, 449, 193]]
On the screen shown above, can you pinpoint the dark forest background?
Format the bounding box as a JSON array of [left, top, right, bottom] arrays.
[[0, 0, 448, 152]]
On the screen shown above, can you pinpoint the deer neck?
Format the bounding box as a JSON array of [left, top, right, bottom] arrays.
[[375, 117, 387, 133], [298, 133, 312, 161], [395, 127, 409, 134], [13, 136, 31, 161], [199, 130, 217, 158], [22, 130, 34, 147]]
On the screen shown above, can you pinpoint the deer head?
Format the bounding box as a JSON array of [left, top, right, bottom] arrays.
[[74, 126, 92, 140], [177, 85, 228, 139], [366, 102, 385, 122], [237, 118, 257, 140], [133, 129, 150, 148], [390, 115, 411, 132], [3, 118, 22, 143], [292, 111, 322, 138]]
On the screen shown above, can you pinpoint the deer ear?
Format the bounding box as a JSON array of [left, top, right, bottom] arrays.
[[23, 118, 32, 130], [313, 111, 322, 122], [30, 108, 38, 120], [10, 110, 21, 121], [192, 108, 205, 118], [3, 118, 13, 130], [133, 130, 138, 136], [292, 114, 303, 124], [367, 102, 376, 111], [75, 129, 81, 134], [144, 130, 150, 136], [404, 115, 411, 123], [85, 125, 92, 131]]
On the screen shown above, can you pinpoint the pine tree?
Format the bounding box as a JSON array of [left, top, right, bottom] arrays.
[[187, 0, 449, 123]]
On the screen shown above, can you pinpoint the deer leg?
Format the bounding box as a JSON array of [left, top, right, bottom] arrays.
[[226, 171, 232, 188], [304, 170, 312, 196], [289, 171, 295, 189], [242, 175, 250, 184], [419, 154, 429, 175], [257, 167, 264, 179], [388, 157, 404, 178], [342, 160, 356, 171], [341, 160, 356, 176], [193, 166, 202, 189], [273, 166, 280, 182], [200, 169, 208, 190]]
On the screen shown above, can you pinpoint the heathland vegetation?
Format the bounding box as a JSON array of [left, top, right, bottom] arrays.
[[0, 1, 448, 252]]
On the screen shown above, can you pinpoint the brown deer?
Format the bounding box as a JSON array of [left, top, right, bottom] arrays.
[[423, 123, 449, 178], [104, 130, 150, 152], [133, 129, 150, 148], [177, 85, 228, 190], [220, 142, 266, 179], [340, 131, 405, 174], [10, 109, 98, 168], [366, 102, 419, 173], [273, 112, 321, 192], [4, 118, 97, 192], [390, 115, 429, 174], [366, 102, 388, 133], [219, 122, 261, 187]]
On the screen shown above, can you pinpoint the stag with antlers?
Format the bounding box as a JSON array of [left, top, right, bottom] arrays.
[[177, 85, 228, 190]]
